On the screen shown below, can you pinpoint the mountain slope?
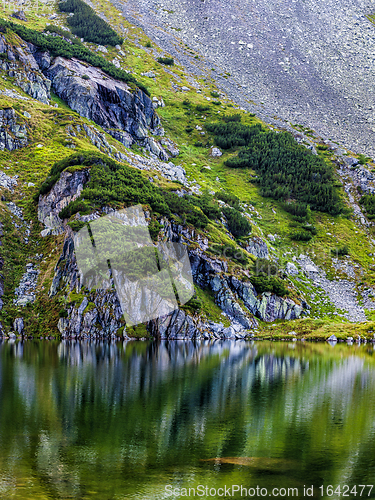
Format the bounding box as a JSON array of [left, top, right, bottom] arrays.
[[0, 1, 375, 341]]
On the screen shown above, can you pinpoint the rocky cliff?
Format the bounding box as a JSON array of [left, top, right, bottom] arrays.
[[38, 168, 306, 340], [0, 32, 168, 159]]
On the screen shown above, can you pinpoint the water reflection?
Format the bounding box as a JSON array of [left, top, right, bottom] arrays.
[[0, 340, 375, 499]]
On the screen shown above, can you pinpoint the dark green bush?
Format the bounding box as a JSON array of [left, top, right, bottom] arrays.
[[253, 258, 280, 277], [59, 199, 90, 219], [360, 194, 375, 219], [157, 57, 174, 65], [194, 190, 221, 219], [222, 206, 251, 238], [59, 0, 123, 46], [331, 245, 349, 257], [210, 244, 250, 265], [250, 275, 288, 296], [283, 202, 311, 220], [290, 230, 313, 242], [196, 104, 210, 113], [223, 114, 242, 123], [216, 190, 241, 210]]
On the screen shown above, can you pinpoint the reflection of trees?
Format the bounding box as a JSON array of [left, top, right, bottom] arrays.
[[0, 340, 375, 498]]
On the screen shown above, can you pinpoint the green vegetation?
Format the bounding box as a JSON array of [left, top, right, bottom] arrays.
[[40, 152, 249, 237], [250, 275, 288, 296], [0, 18, 148, 95], [206, 118, 343, 215], [44, 24, 82, 45], [222, 206, 251, 238], [59, 0, 123, 46], [360, 194, 375, 219], [331, 245, 349, 257], [157, 57, 174, 66]]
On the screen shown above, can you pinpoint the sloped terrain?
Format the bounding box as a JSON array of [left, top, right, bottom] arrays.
[[111, 0, 375, 157], [0, 0, 375, 341]]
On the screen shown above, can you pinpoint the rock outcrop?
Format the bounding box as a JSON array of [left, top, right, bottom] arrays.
[[45, 201, 306, 339], [0, 36, 51, 104], [0, 107, 28, 151], [245, 236, 269, 259], [45, 57, 167, 157], [38, 169, 90, 236]]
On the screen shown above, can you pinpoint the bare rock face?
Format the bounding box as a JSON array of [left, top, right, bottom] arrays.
[[45, 57, 161, 148], [0, 36, 51, 104], [0, 108, 28, 151], [11, 11, 27, 21], [38, 169, 91, 236]]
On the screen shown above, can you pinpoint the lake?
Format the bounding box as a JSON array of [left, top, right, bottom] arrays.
[[0, 340, 375, 499]]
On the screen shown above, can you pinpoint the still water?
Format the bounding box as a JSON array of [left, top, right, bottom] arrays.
[[0, 340, 375, 499]]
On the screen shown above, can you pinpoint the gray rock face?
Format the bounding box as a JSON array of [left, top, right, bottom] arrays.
[[11, 10, 27, 21], [0, 108, 28, 151], [149, 309, 198, 339], [45, 57, 161, 152], [14, 263, 39, 307], [245, 236, 269, 259], [38, 169, 91, 236], [286, 262, 299, 275], [113, 0, 375, 157], [0, 36, 51, 104]]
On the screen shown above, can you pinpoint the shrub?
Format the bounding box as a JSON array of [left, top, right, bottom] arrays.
[[157, 57, 174, 65], [223, 113, 242, 123], [290, 230, 313, 242], [59, 199, 90, 219], [82, 74, 90, 80], [250, 275, 288, 296], [331, 245, 349, 257], [59, 0, 123, 46], [206, 119, 343, 215], [196, 104, 210, 112], [222, 206, 251, 238], [216, 190, 241, 209], [360, 194, 375, 219], [210, 244, 250, 265], [211, 91, 220, 98]]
